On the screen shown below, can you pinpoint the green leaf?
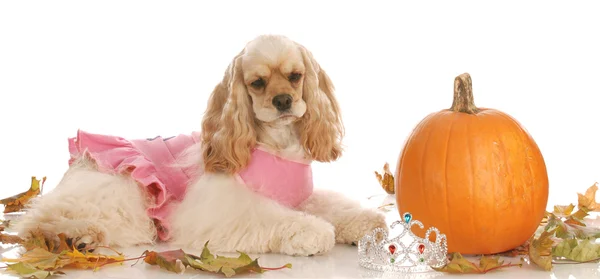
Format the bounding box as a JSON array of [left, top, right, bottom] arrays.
[[186, 242, 267, 277], [5, 262, 65, 279], [552, 239, 600, 262]]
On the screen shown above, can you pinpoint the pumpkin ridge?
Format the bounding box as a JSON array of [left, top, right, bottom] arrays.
[[483, 113, 503, 251], [466, 114, 478, 252], [496, 112, 539, 223], [493, 114, 514, 243], [443, 113, 457, 244], [419, 114, 437, 230], [489, 118, 500, 253]]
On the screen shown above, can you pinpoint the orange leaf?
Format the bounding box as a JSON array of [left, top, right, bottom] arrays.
[[0, 232, 24, 245], [0, 176, 45, 213], [375, 163, 395, 194]]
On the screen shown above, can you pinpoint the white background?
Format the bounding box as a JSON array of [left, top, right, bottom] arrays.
[[1, 0, 598, 209]]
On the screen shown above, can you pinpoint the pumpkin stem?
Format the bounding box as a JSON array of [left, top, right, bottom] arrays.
[[450, 72, 480, 114]]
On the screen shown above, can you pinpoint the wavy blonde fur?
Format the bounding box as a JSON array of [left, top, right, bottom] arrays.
[[201, 37, 344, 173], [295, 44, 344, 162], [201, 51, 256, 174]]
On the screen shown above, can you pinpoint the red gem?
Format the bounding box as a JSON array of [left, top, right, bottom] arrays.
[[418, 244, 426, 254], [388, 244, 396, 254]]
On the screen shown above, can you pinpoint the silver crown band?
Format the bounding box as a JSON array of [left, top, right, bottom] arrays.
[[358, 212, 448, 273]]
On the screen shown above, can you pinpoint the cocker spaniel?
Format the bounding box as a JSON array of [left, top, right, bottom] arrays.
[[14, 35, 387, 256]]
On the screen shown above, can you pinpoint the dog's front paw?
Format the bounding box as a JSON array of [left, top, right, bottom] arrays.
[[60, 220, 107, 252], [337, 208, 388, 245], [278, 217, 335, 256]]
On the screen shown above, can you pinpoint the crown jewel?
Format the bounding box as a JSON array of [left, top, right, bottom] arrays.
[[358, 212, 448, 273]]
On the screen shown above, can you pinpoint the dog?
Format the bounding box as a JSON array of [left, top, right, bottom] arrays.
[[14, 35, 387, 256]]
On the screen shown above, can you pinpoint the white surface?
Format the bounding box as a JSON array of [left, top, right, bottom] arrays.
[[2, 244, 598, 279], [2, 196, 599, 279]]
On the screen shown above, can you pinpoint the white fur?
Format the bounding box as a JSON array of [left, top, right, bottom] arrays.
[[14, 35, 387, 256]]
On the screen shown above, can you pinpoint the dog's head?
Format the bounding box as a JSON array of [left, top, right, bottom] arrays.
[[201, 35, 344, 174]]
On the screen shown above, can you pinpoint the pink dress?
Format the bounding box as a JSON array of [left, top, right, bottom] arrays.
[[67, 130, 313, 241]]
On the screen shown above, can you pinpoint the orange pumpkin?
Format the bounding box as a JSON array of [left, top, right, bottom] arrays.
[[395, 73, 549, 255]]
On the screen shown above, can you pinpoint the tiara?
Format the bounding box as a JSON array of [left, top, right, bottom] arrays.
[[358, 212, 448, 273]]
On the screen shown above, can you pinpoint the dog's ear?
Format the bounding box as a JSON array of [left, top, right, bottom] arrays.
[[201, 51, 256, 174], [296, 44, 344, 162]]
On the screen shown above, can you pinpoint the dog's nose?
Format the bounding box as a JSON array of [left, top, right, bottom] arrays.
[[272, 94, 293, 111]]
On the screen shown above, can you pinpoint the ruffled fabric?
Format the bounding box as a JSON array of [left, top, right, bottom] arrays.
[[68, 130, 200, 241]]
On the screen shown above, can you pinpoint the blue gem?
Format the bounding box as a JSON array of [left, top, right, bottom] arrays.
[[403, 213, 412, 223]]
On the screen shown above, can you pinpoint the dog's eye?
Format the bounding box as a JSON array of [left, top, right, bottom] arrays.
[[289, 73, 302, 82], [251, 78, 265, 88]]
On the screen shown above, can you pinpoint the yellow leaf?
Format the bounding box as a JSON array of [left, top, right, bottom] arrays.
[[374, 163, 395, 194], [0, 176, 45, 213], [577, 182, 599, 212], [553, 204, 575, 216], [2, 248, 62, 270]]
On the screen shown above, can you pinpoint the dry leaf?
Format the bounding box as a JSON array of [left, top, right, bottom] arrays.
[[552, 238, 600, 262], [21, 229, 53, 252], [546, 213, 600, 240], [2, 230, 124, 273], [577, 182, 599, 211], [0, 176, 45, 213], [189, 242, 265, 277], [432, 252, 523, 274], [494, 241, 529, 257], [0, 220, 10, 230], [1, 229, 292, 278], [62, 248, 125, 270], [143, 249, 187, 274], [528, 229, 557, 271], [0, 233, 24, 245], [377, 203, 396, 212], [143, 242, 291, 277], [0, 220, 23, 245], [375, 163, 395, 194], [4, 262, 65, 279]]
